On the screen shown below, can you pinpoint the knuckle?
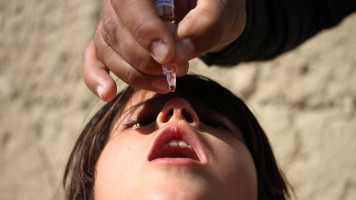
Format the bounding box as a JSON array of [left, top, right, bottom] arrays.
[[124, 68, 148, 88], [136, 54, 163, 76], [123, 69, 138, 85], [136, 56, 151, 72], [132, 21, 146, 40], [101, 16, 119, 45], [132, 19, 156, 47]]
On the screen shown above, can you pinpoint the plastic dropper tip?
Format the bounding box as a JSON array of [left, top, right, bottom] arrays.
[[162, 63, 177, 92], [169, 85, 176, 92], [166, 73, 176, 92]]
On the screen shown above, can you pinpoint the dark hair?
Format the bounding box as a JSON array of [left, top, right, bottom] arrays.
[[63, 74, 291, 199]]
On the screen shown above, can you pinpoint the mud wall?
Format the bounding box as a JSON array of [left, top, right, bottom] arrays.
[[1, 0, 355, 199]]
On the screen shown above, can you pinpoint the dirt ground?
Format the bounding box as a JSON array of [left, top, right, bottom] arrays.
[[0, 0, 355, 199]]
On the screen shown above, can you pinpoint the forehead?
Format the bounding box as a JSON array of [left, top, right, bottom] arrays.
[[122, 90, 158, 110]]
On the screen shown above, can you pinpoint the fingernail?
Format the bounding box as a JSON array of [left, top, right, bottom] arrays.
[[176, 38, 195, 62], [95, 85, 104, 99], [150, 41, 169, 63]]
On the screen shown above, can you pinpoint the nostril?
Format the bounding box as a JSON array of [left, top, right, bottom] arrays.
[[164, 109, 174, 123], [163, 108, 194, 123], [182, 109, 193, 123]]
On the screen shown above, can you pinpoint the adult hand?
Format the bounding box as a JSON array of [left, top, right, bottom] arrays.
[[82, 0, 246, 101]]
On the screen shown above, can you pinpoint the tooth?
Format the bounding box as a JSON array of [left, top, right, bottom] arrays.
[[178, 140, 188, 148], [168, 140, 178, 147], [187, 144, 192, 149]]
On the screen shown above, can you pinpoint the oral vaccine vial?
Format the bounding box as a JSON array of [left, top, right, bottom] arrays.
[[153, 0, 175, 22], [153, 0, 177, 92]]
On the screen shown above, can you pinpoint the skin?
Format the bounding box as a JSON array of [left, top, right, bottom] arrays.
[[94, 90, 258, 199], [82, 0, 247, 101]]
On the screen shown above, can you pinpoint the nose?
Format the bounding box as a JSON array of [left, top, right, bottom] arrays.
[[157, 97, 199, 128]]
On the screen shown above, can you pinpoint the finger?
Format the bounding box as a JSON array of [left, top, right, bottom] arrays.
[[175, 0, 246, 62], [175, 1, 224, 62], [82, 41, 117, 102], [95, 29, 171, 93], [99, 18, 188, 79], [101, 0, 163, 75], [110, 0, 175, 64], [99, 6, 189, 78], [175, 62, 189, 77]]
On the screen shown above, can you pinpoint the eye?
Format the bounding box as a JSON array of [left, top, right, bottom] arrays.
[[124, 118, 155, 129], [201, 119, 232, 132]]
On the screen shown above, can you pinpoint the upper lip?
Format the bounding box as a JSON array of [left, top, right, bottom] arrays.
[[147, 124, 208, 164]]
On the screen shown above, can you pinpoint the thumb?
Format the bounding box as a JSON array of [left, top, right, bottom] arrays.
[[174, 0, 224, 62], [174, 0, 246, 62]]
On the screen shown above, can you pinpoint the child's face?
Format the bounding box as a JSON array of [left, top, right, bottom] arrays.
[[94, 90, 258, 200]]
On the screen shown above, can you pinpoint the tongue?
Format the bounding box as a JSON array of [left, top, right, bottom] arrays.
[[166, 151, 189, 158], [157, 147, 199, 161]]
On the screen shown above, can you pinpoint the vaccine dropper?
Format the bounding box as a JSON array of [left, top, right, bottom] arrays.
[[153, 0, 177, 92]]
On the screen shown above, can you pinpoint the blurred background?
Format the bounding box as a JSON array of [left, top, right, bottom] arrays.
[[0, 0, 355, 199]]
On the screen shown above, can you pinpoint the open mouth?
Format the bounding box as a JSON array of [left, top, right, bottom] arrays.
[[151, 138, 200, 161], [148, 125, 207, 164]]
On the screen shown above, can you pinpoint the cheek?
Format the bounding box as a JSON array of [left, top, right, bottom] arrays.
[[94, 133, 149, 199], [210, 138, 258, 200]]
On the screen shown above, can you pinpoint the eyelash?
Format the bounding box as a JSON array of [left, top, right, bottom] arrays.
[[123, 119, 155, 129], [123, 117, 231, 132], [201, 119, 232, 132]]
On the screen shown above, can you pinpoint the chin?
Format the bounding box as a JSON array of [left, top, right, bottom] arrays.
[[139, 177, 221, 200], [144, 186, 210, 200]]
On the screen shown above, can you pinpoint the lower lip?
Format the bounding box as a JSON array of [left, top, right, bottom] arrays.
[[150, 157, 205, 167]]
